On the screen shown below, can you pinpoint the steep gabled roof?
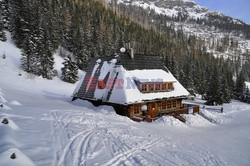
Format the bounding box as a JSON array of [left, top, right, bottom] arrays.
[[74, 52, 189, 105]]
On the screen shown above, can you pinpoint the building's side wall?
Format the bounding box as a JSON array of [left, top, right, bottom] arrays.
[[127, 99, 184, 117]]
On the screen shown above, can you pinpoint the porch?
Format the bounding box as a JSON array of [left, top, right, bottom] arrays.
[[158, 103, 200, 116], [129, 102, 200, 122]]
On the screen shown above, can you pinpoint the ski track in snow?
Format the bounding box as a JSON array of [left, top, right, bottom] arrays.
[[0, 82, 247, 166], [49, 109, 227, 166]]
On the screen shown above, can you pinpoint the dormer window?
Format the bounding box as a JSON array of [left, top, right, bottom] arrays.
[[162, 83, 167, 91], [141, 83, 147, 92], [148, 83, 154, 91], [139, 82, 174, 93], [155, 83, 161, 91], [168, 83, 174, 90]]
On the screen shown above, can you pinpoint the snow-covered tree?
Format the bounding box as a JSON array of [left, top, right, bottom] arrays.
[[0, 17, 6, 41], [0, 0, 10, 29], [39, 29, 55, 79], [21, 35, 35, 73], [61, 57, 78, 83], [205, 65, 223, 105]]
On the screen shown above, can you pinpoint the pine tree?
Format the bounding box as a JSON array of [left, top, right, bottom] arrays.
[[243, 87, 250, 103], [61, 57, 78, 83], [205, 65, 223, 105], [0, 0, 10, 29], [234, 69, 246, 101], [39, 32, 55, 79], [21, 35, 35, 73], [0, 16, 6, 41], [221, 75, 231, 103], [9, 0, 31, 48]]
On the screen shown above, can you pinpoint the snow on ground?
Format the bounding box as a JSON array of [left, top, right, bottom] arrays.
[[181, 113, 214, 127], [1, 32, 250, 165], [8, 100, 22, 106], [155, 116, 187, 127]]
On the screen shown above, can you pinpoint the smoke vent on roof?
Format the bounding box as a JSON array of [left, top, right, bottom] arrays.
[[130, 48, 134, 59]]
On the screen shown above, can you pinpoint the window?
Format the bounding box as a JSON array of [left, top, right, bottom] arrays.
[[162, 83, 167, 91], [155, 83, 161, 91], [167, 101, 171, 109], [168, 83, 173, 90], [134, 105, 140, 114], [172, 100, 176, 108], [162, 101, 166, 109], [141, 83, 147, 92], [157, 102, 161, 110], [148, 83, 154, 91]]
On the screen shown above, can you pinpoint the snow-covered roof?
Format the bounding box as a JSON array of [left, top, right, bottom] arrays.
[[108, 66, 189, 104], [127, 69, 176, 82], [74, 52, 189, 105]]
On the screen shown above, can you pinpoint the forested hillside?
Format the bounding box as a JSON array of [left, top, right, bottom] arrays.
[[0, 0, 249, 104]]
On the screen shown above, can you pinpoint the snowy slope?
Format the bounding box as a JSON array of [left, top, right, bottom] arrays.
[[1, 32, 250, 165]]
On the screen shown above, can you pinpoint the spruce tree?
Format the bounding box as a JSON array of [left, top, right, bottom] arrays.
[[39, 42, 55, 79], [205, 65, 223, 105], [21, 35, 34, 73], [0, 17, 6, 41], [243, 87, 250, 103], [61, 57, 78, 83], [9, 0, 31, 48], [234, 69, 246, 101], [221, 75, 231, 103], [0, 0, 10, 29]]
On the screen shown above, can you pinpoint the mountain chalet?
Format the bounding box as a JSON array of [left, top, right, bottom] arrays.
[[73, 49, 199, 122]]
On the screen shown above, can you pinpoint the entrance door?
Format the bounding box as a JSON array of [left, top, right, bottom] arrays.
[[147, 103, 157, 118]]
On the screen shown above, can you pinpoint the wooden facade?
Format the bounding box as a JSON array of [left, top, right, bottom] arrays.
[[126, 99, 199, 119]]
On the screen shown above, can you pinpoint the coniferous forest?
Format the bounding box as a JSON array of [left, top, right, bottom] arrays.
[[0, 0, 249, 104]]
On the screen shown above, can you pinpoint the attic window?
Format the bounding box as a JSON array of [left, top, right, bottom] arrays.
[[162, 83, 167, 91], [139, 82, 174, 93], [155, 83, 161, 91], [140, 83, 147, 92], [148, 83, 154, 91], [168, 83, 174, 90]]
